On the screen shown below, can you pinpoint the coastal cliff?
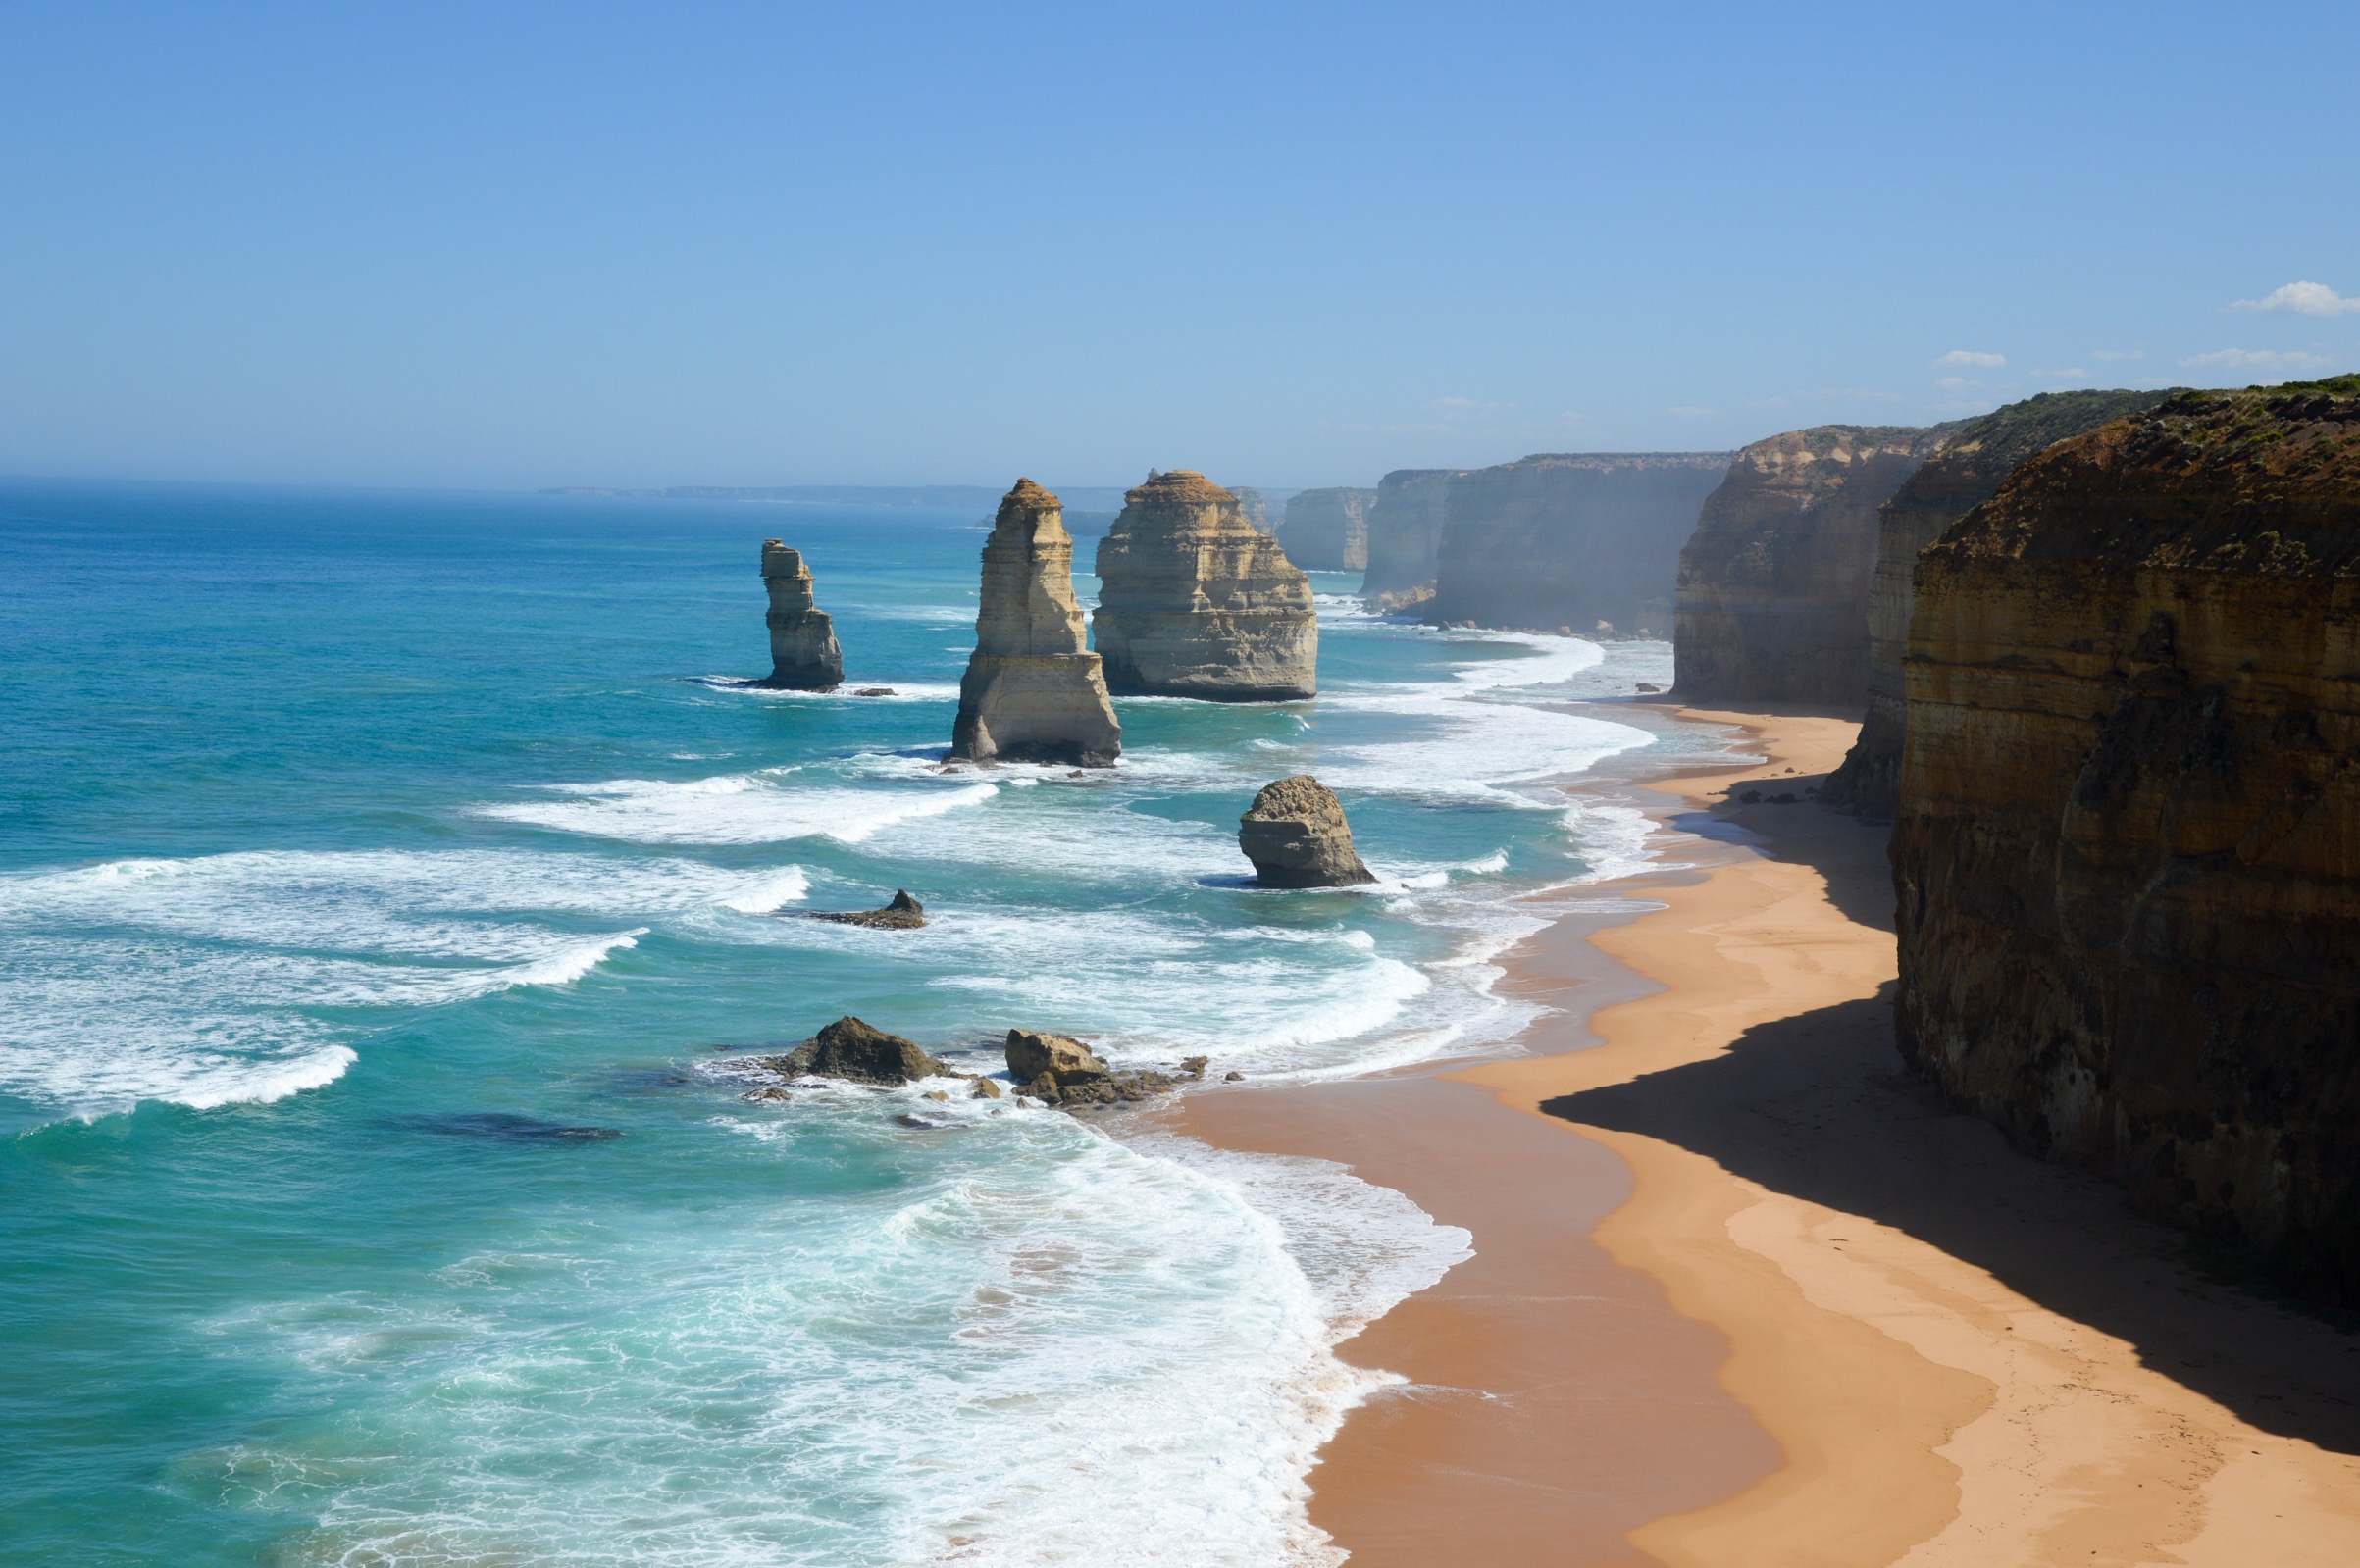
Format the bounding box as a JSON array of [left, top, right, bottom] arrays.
[[1671, 425, 1952, 708], [755, 542, 845, 689], [1428, 453, 1731, 636], [1890, 377, 2360, 1294], [1360, 468, 1461, 608], [1277, 487, 1377, 572], [1092, 471, 1318, 700], [949, 479, 1121, 766], [1821, 391, 2174, 815]]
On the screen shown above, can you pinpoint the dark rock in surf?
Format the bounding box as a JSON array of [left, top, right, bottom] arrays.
[[758, 1016, 949, 1085], [810, 890, 926, 929]]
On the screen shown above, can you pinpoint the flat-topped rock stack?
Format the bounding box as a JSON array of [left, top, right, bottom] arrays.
[[1092, 471, 1318, 700], [755, 541, 845, 690], [949, 480, 1121, 766], [1277, 486, 1378, 572], [1239, 775, 1375, 887]]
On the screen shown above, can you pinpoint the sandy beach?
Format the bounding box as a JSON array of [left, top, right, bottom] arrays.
[[1185, 706, 2360, 1567]]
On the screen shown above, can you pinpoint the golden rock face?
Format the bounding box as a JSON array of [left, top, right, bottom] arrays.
[[1890, 378, 2360, 1293], [1670, 423, 1951, 709], [1092, 472, 1317, 701], [951, 480, 1120, 766]]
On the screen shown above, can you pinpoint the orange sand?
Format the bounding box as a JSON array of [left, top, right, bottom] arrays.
[[1192, 708, 2360, 1566]]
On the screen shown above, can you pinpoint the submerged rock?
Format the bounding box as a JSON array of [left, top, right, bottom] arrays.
[[757, 1016, 949, 1085], [950, 480, 1122, 766], [1092, 471, 1317, 700], [753, 541, 846, 690], [810, 890, 926, 929], [1239, 775, 1375, 887]]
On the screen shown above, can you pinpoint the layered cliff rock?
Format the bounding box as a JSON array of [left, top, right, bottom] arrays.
[[950, 479, 1121, 767], [1821, 391, 2176, 816], [1429, 453, 1732, 636], [1360, 468, 1461, 608], [1890, 377, 2360, 1294], [1230, 486, 1273, 534], [1092, 471, 1318, 700], [755, 542, 845, 689], [1671, 425, 1953, 707], [1239, 775, 1375, 886], [1277, 486, 1378, 572]]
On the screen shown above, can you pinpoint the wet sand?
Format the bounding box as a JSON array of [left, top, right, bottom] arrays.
[[1185, 707, 2360, 1566]]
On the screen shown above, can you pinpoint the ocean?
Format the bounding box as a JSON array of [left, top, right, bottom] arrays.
[[0, 481, 1732, 1566]]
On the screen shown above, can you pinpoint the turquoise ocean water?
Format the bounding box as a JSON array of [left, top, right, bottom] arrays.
[[1, 481, 1727, 1566]]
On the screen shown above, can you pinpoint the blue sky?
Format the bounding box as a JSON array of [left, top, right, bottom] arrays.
[[3, 1, 2354, 489]]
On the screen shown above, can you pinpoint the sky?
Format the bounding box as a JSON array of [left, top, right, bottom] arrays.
[[2, 1, 2356, 491]]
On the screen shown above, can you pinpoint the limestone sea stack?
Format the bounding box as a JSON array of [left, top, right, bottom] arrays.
[[1277, 486, 1378, 572], [1360, 467, 1462, 609], [1820, 390, 2174, 817], [1670, 424, 1954, 708], [1428, 453, 1732, 636], [755, 541, 845, 689], [949, 480, 1121, 766], [1890, 377, 2360, 1296], [1092, 471, 1317, 700], [1239, 775, 1375, 887]]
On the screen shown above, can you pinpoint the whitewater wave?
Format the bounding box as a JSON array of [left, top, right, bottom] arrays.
[[477, 774, 998, 845]]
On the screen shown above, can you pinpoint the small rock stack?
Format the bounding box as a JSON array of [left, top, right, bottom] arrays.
[[950, 480, 1122, 766], [756, 541, 846, 690], [1093, 471, 1318, 700], [1238, 775, 1375, 887]]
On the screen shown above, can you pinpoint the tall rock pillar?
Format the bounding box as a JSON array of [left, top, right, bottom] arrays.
[[757, 542, 845, 690], [949, 480, 1121, 766], [1092, 470, 1317, 700]]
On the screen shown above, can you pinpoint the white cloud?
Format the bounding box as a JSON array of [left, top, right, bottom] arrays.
[[1427, 395, 1501, 414], [1667, 404, 1719, 418], [2178, 347, 2335, 375], [1935, 349, 2006, 368], [2032, 367, 2090, 380], [2089, 348, 2143, 362], [2229, 281, 2360, 317]]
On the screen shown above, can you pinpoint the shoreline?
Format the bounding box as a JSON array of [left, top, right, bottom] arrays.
[[1185, 705, 2360, 1566]]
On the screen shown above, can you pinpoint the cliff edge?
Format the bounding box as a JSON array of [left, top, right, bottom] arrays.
[[1891, 376, 2360, 1295], [1671, 424, 1953, 708], [1821, 390, 2175, 815], [1277, 486, 1378, 573]]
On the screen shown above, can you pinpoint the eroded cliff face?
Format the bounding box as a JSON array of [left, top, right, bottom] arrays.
[[757, 541, 845, 689], [1276, 487, 1377, 572], [1360, 468, 1460, 608], [1429, 453, 1731, 637], [1671, 425, 1952, 708], [1821, 390, 2174, 815], [950, 479, 1121, 766], [1091, 471, 1317, 700], [1891, 377, 2360, 1294]]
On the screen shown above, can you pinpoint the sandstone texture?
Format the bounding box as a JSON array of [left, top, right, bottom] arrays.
[[1360, 468, 1462, 608], [1001, 1028, 1175, 1106], [1429, 453, 1732, 636], [760, 1016, 949, 1085], [1239, 775, 1376, 887], [1822, 390, 2175, 816], [1671, 424, 1955, 707], [1277, 486, 1378, 572], [1890, 377, 2360, 1295], [755, 541, 846, 689], [950, 480, 1122, 766], [809, 890, 925, 929], [1092, 471, 1318, 700]]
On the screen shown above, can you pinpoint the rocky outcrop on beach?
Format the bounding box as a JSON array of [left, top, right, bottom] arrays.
[[1671, 425, 1953, 707], [1002, 1028, 1175, 1106], [1277, 487, 1378, 572], [1092, 471, 1318, 700], [1429, 453, 1731, 636], [760, 1016, 949, 1085], [1821, 390, 2176, 816], [1890, 378, 2360, 1296], [950, 480, 1122, 766], [1360, 469, 1462, 608], [755, 542, 846, 689], [1239, 775, 1376, 887], [810, 890, 925, 929]]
